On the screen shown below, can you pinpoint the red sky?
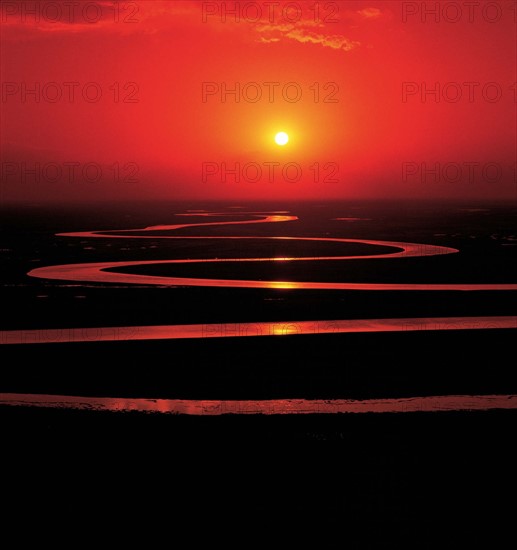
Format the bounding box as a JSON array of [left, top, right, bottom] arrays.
[[1, 0, 516, 202]]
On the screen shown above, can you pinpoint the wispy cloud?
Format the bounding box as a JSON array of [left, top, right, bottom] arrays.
[[0, 1, 382, 51], [284, 28, 360, 51], [253, 6, 390, 51], [255, 19, 360, 52], [357, 8, 383, 19]]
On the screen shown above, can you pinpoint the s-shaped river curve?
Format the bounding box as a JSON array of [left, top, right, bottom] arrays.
[[27, 212, 517, 290]]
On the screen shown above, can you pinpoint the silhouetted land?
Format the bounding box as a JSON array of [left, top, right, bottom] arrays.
[[1, 201, 516, 539]]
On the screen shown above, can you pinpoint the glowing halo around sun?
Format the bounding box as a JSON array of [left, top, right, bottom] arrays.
[[274, 132, 289, 146]]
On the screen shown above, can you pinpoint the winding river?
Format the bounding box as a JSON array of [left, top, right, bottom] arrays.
[[2, 211, 516, 414]]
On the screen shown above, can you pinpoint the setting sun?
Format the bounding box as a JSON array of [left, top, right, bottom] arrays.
[[274, 132, 289, 146]]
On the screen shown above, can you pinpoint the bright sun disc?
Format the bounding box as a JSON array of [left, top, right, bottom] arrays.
[[275, 132, 289, 146]]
